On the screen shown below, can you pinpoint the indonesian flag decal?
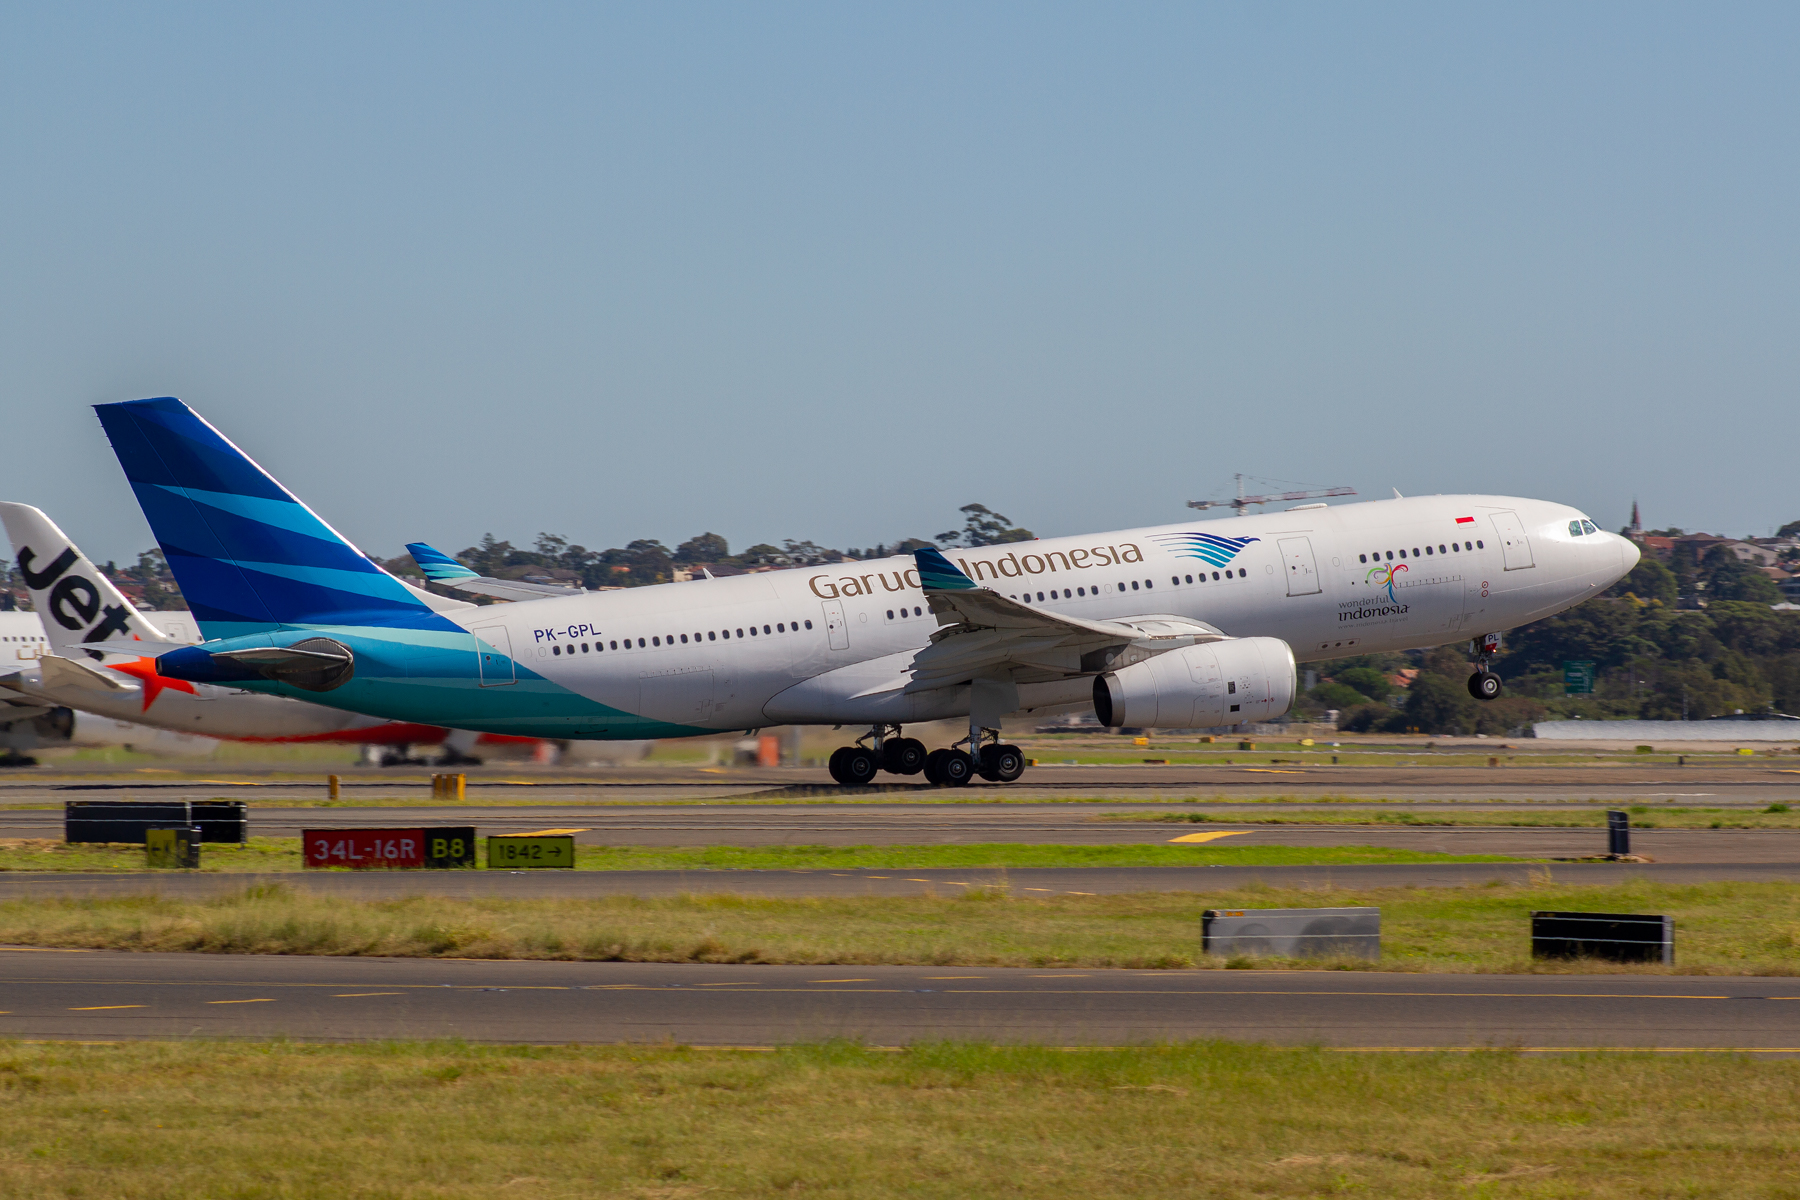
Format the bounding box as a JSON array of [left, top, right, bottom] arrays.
[[1455, 516, 1475, 524]]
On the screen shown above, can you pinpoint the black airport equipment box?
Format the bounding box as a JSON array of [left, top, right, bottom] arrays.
[[1202, 907, 1381, 960], [65, 800, 248, 844], [1531, 911, 1673, 964]]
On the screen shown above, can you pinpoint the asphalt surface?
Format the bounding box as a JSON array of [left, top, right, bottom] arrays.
[[4, 950, 1797, 1048], [5, 861, 1799, 901], [6, 761, 1800, 805]]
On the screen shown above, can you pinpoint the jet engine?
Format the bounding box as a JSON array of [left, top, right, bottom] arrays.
[[1093, 637, 1296, 729]]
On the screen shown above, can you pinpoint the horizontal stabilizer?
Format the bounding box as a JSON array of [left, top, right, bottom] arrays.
[[158, 637, 355, 693], [38, 653, 136, 693]]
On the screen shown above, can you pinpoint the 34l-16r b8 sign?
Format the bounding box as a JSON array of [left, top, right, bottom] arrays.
[[302, 826, 476, 869]]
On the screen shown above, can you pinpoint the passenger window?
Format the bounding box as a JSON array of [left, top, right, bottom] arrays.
[[1130, 581, 1139, 590], [763, 625, 771, 634], [1037, 592, 1045, 601], [913, 607, 921, 616], [552, 645, 561, 655], [1144, 580, 1152, 589], [1077, 587, 1085, 596], [678, 634, 687, 643], [1451, 543, 1459, 552], [887, 610, 894, 619], [1439, 545, 1446, 554], [1425, 546, 1433, 555], [1238, 568, 1246, 578], [1476, 540, 1484, 549], [777, 623, 785, 631], [609, 640, 617, 650], [1211, 571, 1220, 580], [1412, 548, 1420, 557], [637, 638, 645, 648], [805, 620, 813, 629], [1184, 575, 1193, 584], [708, 631, 716, 641], [1359, 554, 1367, 563], [581, 643, 589, 652], [749, 626, 757, 636], [736, 629, 744, 638], [652, 637, 660, 646], [1398, 549, 1406, 559]]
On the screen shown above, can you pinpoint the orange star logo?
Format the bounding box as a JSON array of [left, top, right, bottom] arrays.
[[106, 656, 200, 712]]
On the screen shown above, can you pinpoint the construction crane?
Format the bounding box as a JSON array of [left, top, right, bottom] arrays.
[[1187, 474, 1357, 517]]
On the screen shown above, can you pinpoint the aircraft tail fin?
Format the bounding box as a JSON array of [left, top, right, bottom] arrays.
[[92, 397, 450, 637], [0, 503, 180, 659]]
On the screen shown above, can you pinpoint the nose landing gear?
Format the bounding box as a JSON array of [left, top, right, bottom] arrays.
[[1467, 631, 1504, 701]]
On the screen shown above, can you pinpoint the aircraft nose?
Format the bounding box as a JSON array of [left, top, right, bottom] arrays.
[[1618, 533, 1641, 575]]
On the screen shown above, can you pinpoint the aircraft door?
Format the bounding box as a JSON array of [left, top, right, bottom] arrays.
[[638, 666, 715, 726], [820, 600, 850, 650], [1277, 537, 1322, 596], [472, 623, 516, 687], [1489, 511, 1535, 570]]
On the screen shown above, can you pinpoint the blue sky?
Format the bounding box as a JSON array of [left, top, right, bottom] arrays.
[[3, 3, 1795, 564]]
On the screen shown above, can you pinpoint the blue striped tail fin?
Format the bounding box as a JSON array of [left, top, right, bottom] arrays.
[[93, 397, 453, 637]]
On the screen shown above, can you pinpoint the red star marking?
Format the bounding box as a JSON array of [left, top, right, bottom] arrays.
[[106, 656, 199, 712]]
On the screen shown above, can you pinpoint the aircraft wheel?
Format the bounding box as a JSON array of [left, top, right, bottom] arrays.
[[937, 749, 975, 787], [826, 747, 851, 784], [922, 749, 949, 786], [882, 737, 927, 775], [978, 744, 1026, 783], [1468, 671, 1502, 701], [838, 746, 878, 786]]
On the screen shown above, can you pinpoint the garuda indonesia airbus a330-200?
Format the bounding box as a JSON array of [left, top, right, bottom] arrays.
[[92, 397, 1638, 787]]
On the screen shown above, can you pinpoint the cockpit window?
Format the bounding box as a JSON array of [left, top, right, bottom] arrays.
[[1581, 519, 1599, 535], [1569, 520, 1584, 537]]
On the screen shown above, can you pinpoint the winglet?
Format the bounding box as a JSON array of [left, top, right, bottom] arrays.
[[406, 543, 480, 584], [913, 546, 979, 592]]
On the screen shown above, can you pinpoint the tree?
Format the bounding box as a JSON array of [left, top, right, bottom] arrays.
[[1333, 666, 1392, 702], [1778, 520, 1800, 539], [1607, 557, 1678, 605], [675, 533, 730, 564], [1403, 671, 1479, 735], [1701, 544, 1782, 603], [1309, 681, 1368, 710], [936, 504, 1034, 548], [737, 544, 789, 567]]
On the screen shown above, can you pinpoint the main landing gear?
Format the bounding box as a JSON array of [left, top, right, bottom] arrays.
[[1467, 631, 1503, 701], [825, 725, 1025, 788]]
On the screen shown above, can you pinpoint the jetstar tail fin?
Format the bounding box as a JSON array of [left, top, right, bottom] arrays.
[[0, 503, 181, 659]]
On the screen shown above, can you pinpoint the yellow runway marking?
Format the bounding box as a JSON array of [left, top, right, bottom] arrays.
[[809, 979, 875, 984], [1065, 890, 1096, 895], [923, 976, 983, 980], [943, 881, 971, 886], [207, 998, 275, 1004], [1242, 768, 1305, 774], [906, 878, 932, 882], [1169, 831, 1248, 844], [505, 828, 591, 836], [0, 946, 89, 953], [697, 982, 758, 987], [864, 876, 890, 879], [70, 1005, 146, 1011], [333, 992, 405, 998], [1023, 887, 1054, 891]]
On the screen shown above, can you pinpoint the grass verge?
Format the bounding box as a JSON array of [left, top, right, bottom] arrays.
[[0, 838, 1523, 873], [3, 1039, 1800, 1198], [1107, 804, 1800, 829], [2, 879, 1796, 972]]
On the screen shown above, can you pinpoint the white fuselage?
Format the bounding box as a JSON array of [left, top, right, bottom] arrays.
[[438, 495, 1636, 733], [0, 609, 443, 745]]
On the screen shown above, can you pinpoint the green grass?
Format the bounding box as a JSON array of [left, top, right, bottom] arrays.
[[5, 1040, 1800, 1198], [0, 838, 1524, 873], [2, 878, 1795, 973], [1109, 805, 1800, 829]]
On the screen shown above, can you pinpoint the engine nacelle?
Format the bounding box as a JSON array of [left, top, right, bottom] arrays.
[[1093, 637, 1296, 729]]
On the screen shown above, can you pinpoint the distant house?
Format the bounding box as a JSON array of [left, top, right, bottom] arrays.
[[1730, 542, 1781, 567]]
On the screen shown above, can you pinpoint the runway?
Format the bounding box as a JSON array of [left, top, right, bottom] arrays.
[[5, 860, 1799, 901], [4, 950, 1797, 1048], [9, 800, 1800, 862], [5, 761, 1800, 806]]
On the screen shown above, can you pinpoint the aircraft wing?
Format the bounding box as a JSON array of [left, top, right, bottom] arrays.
[[905, 547, 1225, 690], [406, 542, 584, 602]]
